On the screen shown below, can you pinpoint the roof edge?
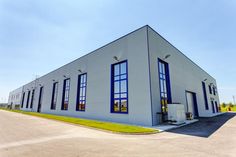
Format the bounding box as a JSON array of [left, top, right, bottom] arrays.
[[146, 25, 216, 81], [12, 25, 150, 90]]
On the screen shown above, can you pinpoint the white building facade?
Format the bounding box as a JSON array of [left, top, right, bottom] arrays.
[[8, 26, 220, 126], [8, 87, 23, 109]]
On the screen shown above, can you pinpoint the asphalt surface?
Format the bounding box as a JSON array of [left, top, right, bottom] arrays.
[[0, 110, 236, 157]]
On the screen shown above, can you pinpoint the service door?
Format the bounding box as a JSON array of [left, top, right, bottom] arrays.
[[186, 91, 199, 118], [186, 92, 194, 114]]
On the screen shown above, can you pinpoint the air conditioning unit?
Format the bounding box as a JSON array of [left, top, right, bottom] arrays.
[[168, 103, 186, 125]]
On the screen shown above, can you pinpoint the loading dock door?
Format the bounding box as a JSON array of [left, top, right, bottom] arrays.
[[186, 91, 199, 118]]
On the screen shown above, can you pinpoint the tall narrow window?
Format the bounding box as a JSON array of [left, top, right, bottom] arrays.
[[26, 90, 31, 108], [213, 86, 216, 95], [37, 86, 44, 113], [202, 82, 209, 110], [111, 61, 128, 113], [215, 101, 219, 113], [209, 85, 212, 94], [76, 74, 87, 111], [214, 86, 217, 95], [51, 82, 58, 110], [158, 59, 172, 120], [30, 89, 35, 108], [61, 79, 70, 110], [21, 92, 25, 108], [211, 101, 215, 113]]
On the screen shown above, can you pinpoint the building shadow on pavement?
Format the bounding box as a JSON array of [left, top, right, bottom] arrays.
[[167, 112, 236, 138]]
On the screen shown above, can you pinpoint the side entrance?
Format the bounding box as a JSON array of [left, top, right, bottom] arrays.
[[185, 91, 199, 118]]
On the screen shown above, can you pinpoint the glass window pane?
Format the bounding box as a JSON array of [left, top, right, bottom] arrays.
[[121, 99, 127, 112], [159, 62, 162, 73], [160, 80, 164, 92], [120, 62, 126, 74], [162, 64, 165, 74], [65, 91, 68, 98], [66, 79, 70, 86], [114, 82, 120, 93], [114, 64, 119, 75], [55, 83, 58, 91], [80, 75, 83, 83], [83, 74, 86, 82], [114, 100, 120, 112], [115, 94, 120, 98], [120, 74, 126, 80], [79, 101, 85, 111], [163, 82, 167, 93], [121, 80, 127, 93], [83, 88, 86, 96], [114, 76, 119, 81], [121, 93, 127, 98], [80, 88, 83, 96], [161, 93, 165, 97], [160, 74, 163, 79]]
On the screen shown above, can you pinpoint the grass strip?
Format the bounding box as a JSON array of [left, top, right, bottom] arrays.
[[220, 105, 236, 112], [0, 108, 158, 134]]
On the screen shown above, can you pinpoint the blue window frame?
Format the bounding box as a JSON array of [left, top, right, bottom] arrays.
[[21, 92, 25, 108], [26, 90, 31, 108], [111, 60, 128, 113], [211, 100, 215, 113], [209, 85, 212, 94], [215, 101, 219, 112], [213, 86, 217, 95], [202, 82, 209, 110], [61, 79, 70, 110], [158, 59, 172, 116], [51, 82, 58, 110], [37, 86, 44, 113], [76, 73, 87, 111], [30, 89, 35, 108]]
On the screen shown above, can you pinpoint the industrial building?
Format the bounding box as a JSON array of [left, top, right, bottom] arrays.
[[8, 25, 220, 126]]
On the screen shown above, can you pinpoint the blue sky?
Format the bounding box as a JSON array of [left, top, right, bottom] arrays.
[[0, 0, 235, 103]]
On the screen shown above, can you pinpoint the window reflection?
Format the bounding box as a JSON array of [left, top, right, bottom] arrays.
[[158, 59, 171, 115], [77, 73, 87, 111], [111, 61, 128, 113], [62, 79, 70, 110]]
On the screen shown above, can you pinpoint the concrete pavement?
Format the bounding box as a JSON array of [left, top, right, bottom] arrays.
[[0, 110, 236, 157]]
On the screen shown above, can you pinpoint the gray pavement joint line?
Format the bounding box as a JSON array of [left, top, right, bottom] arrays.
[[0, 134, 79, 150], [0, 133, 138, 150]]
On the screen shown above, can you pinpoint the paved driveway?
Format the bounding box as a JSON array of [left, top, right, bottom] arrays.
[[0, 110, 236, 157]]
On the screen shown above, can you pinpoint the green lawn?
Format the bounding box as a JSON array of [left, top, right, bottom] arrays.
[[0, 108, 158, 134], [220, 105, 236, 112]]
